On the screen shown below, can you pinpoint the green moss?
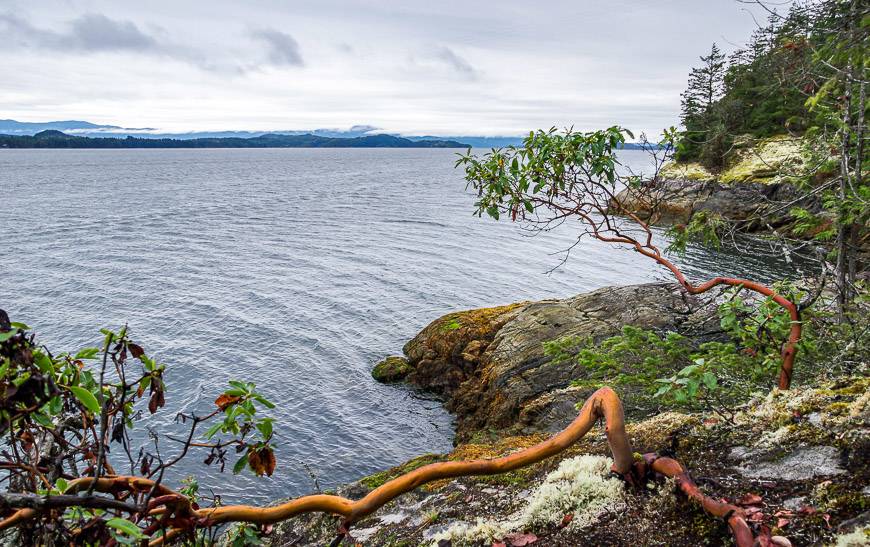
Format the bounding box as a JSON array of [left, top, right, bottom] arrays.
[[660, 161, 716, 182], [720, 135, 806, 184], [476, 467, 536, 487], [814, 482, 870, 514], [359, 453, 444, 489], [441, 318, 462, 331], [371, 356, 413, 383]]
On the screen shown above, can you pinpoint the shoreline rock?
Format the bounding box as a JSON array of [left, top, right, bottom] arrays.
[[372, 355, 413, 383], [610, 135, 831, 237], [390, 282, 721, 441]]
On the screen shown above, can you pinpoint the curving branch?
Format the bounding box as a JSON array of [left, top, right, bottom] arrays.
[[0, 387, 771, 547], [458, 128, 803, 389]]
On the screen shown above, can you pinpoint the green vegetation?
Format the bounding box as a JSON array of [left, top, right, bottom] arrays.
[[0, 314, 278, 544], [544, 283, 868, 420], [672, 0, 866, 320], [371, 356, 413, 383], [674, 3, 834, 167]]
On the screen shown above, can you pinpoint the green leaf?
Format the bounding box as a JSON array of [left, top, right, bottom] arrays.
[[10, 322, 30, 330], [0, 329, 19, 342], [228, 380, 251, 392], [256, 419, 273, 439], [69, 386, 101, 414], [106, 517, 144, 538], [203, 422, 222, 439], [678, 364, 700, 377], [33, 412, 55, 429], [701, 372, 718, 390], [74, 347, 101, 360], [253, 394, 275, 409], [233, 453, 249, 475], [34, 352, 54, 373]]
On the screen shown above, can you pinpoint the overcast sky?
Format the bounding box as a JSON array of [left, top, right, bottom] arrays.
[[0, 0, 775, 137]]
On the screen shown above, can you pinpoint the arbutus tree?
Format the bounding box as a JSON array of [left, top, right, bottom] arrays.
[[456, 126, 803, 390], [0, 310, 783, 546]]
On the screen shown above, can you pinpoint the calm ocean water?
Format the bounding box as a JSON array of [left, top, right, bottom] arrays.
[[0, 148, 798, 503]]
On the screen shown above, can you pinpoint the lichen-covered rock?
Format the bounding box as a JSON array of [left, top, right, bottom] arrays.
[[660, 161, 716, 182], [611, 176, 813, 230], [371, 355, 413, 383], [610, 134, 824, 237], [400, 283, 720, 441], [402, 302, 527, 397], [260, 377, 869, 546], [734, 445, 846, 480], [719, 135, 806, 185]]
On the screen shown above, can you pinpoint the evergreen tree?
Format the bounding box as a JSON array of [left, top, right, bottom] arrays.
[[676, 43, 727, 164]]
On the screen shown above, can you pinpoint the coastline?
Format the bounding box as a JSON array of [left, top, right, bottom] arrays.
[[261, 282, 869, 546]]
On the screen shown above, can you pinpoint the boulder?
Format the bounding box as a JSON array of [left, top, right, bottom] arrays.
[[371, 355, 412, 383]]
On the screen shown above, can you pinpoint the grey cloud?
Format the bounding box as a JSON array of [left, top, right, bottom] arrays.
[[0, 12, 157, 52], [0, 12, 247, 73], [66, 14, 157, 51], [251, 29, 304, 67], [434, 46, 477, 79]]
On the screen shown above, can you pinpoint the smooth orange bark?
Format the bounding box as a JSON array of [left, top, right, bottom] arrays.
[[0, 387, 764, 547]]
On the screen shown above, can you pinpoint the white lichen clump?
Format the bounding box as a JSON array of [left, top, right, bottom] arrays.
[[431, 455, 625, 546], [829, 525, 870, 547]]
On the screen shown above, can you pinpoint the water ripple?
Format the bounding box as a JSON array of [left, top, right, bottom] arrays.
[[0, 148, 801, 504]]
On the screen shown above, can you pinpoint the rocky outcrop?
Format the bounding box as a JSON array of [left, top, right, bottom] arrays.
[[611, 135, 825, 234], [613, 177, 813, 229], [394, 283, 721, 441], [257, 283, 869, 546]]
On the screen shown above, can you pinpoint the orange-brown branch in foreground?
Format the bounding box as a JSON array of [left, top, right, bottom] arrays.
[[0, 387, 767, 546]]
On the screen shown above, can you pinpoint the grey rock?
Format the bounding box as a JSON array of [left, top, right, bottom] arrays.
[[782, 496, 806, 511], [403, 282, 721, 440], [737, 446, 845, 480]]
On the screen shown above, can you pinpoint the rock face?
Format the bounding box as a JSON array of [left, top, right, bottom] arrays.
[[612, 177, 812, 229], [395, 283, 720, 441], [611, 135, 823, 234]]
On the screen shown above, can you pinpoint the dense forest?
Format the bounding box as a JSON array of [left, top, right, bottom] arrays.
[[675, 0, 868, 170]]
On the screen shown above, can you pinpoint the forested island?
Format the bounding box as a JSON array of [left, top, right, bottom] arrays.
[[0, 1, 866, 546], [0, 130, 469, 149]]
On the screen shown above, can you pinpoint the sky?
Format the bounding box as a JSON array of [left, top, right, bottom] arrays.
[[0, 0, 777, 137]]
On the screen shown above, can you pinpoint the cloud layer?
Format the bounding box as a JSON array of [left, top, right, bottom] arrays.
[[0, 0, 775, 136], [1, 13, 157, 52]]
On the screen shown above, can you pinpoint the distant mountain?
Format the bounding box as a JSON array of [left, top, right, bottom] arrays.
[[0, 120, 655, 149], [410, 135, 524, 148], [0, 119, 155, 135], [0, 130, 468, 149]]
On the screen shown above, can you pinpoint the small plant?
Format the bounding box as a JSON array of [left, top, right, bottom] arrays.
[[546, 285, 811, 419], [0, 311, 277, 544], [422, 510, 441, 526]]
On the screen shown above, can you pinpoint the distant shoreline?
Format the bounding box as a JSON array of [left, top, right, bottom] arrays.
[[0, 130, 469, 149], [0, 130, 657, 150]]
